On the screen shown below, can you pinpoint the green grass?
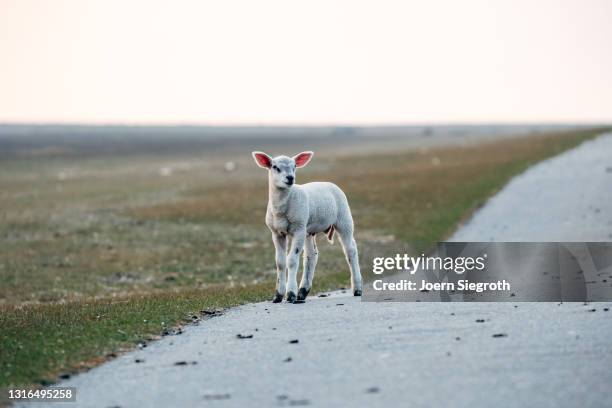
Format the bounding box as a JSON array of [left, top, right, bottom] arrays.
[[0, 127, 608, 389]]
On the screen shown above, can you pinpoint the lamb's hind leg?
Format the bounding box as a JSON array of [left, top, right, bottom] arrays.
[[337, 228, 363, 296], [297, 235, 318, 301]]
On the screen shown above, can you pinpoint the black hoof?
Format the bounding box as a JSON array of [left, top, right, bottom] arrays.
[[354, 289, 362, 296], [297, 287, 310, 301], [272, 292, 283, 303], [286, 291, 297, 303]]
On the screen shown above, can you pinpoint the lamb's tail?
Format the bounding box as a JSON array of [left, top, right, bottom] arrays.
[[325, 225, 335, 244]]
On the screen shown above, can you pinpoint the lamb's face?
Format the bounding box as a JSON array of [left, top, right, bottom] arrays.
[[252, 151, 313, 189], [269, 156, 296, 188]]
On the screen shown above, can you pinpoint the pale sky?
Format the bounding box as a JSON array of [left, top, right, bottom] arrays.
[[1, 0, 611, 124]]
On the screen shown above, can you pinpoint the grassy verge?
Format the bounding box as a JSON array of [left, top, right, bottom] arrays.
[[0, 127, 608, 390]]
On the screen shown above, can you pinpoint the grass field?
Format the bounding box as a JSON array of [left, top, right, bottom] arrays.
[[0, 126, 607, 389]]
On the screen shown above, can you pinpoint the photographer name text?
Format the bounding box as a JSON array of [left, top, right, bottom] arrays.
[[372, 279, 510, 292]]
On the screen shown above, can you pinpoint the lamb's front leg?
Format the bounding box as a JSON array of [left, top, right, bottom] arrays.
[[272, 233, 287, 303], [297, 235, 318, 301], [286, 230, 306, 303]]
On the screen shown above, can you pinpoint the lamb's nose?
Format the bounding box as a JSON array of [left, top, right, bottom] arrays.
[[286, 176, 294, 184]]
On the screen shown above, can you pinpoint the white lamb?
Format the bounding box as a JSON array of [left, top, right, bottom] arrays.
[[252, 151, 362, 303]]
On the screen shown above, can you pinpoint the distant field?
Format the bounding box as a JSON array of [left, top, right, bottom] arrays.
[[0, 125, 596, 303], [0, 126, 608, 388], [0, 123, 576, 158]]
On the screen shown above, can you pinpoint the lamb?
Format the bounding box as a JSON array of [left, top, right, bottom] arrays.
[[252, 150, 362, 303]]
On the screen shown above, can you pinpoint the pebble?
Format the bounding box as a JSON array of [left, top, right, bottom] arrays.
[[174, 361, 197, 366]]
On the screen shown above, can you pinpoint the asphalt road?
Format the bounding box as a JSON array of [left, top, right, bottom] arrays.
[[20, 133, 612, 408], [451, 132, 612, 242]]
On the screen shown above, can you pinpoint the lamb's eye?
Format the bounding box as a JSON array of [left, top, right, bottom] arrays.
[[272, 165, 280, 172]]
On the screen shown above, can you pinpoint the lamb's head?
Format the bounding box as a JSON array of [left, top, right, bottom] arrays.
[[252, 151, 313, 189]]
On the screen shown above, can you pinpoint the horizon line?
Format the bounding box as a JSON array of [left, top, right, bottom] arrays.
[[1, 120, 611, 128]]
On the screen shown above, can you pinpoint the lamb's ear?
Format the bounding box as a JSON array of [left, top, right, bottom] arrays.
[[293, 151, 313, 168], [252, 151, 272, 168]]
